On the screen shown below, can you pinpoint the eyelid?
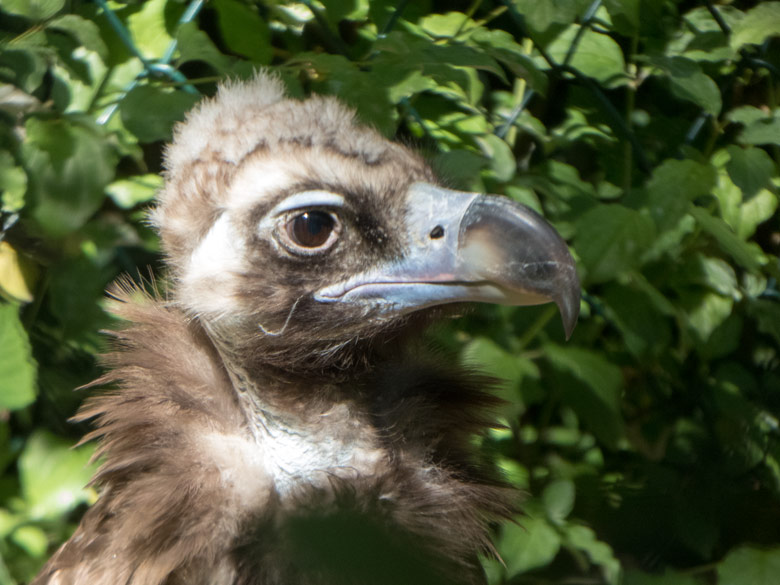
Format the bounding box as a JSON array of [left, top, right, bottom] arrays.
[[259, 190, 345, 231], [272, 190, 345, 214]]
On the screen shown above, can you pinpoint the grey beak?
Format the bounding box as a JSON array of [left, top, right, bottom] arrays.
[[315, 183, 581, 338]]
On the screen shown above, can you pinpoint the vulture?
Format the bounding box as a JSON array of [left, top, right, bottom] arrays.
[[32, 74, 579, 585]]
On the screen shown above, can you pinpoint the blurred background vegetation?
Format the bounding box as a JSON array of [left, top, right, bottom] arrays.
[[1, 0, 779, 583]]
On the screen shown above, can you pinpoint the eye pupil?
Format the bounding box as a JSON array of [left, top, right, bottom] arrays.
[[289, 211, 335, 248]]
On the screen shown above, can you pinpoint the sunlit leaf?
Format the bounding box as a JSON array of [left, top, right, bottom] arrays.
[[0, 151, 27, 213], [0, 303, 36, 410], [689, 206, 766, 271], [476, 134, 516, 182], [18, 431, 96, 521], [741, 116, 780, 146], [547, 26, 627, 87], [469, 28, 548, 93], [686, 291, 733, 343], [11, 525, 48, 558], [419, 12, 469, 38], [0, 242, 38, 304], [499, 515, 561, 577], [106, 174, 164, 209], [512, 0, 581, 33], [730, 2, 780, 50], [2, 0, 64, 20], [126, 0, 175, 58]]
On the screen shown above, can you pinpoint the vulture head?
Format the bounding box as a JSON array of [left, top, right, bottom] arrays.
[[34, 74, 580, 585], [154, 75, 578, 376]]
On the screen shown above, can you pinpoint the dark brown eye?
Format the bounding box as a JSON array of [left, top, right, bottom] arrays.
[[287, 211, 336, 248]]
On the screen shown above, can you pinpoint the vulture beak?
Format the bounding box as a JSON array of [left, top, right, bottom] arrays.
[[316, 183, 581, 338]]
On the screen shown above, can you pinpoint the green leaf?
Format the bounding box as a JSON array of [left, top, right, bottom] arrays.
[[725, 146, 775, 199], [543, 479, 575, 525], [0, 49, 48, 94], [741, 116, 780, 146], [712, 169, 779, 239], [121, 86, 200, 143], [603, 0, 640, 34], [718, 546, 780, 585], [21, 116, 116, 237], [545, 344, 624, 448], [603, 283, 672, 358], [476, 134, 516, 182], [106, 174, 164, 209], [462, 337, 528, 387], [176, 21, 232, 70], [727, 105, 768, 127], [469, 28, 548, 93], [0, 303, 36, 410], [574, 204, 656, 284], [0, 509, 21, 540], [299, 57, 396, 136], [547, 26, 627, 87], [11, 525, 48, 558], [2, 0, 64, 20], [0, 241, 39, 303], [432, 149, 485, 192], [126, 0, 175, 57], [420, 12, 469, 38], [512, 0, 581, 33], [650, 56, 721, 116], [553, 108, 617, 144], [565, 525, 621, 584], [644, 159, 717, 229], [47, 14, 108, 60], [0, 151, 27, 213], [18, 431, 96, 521], [47, 256, 114, 339], [689, 206, 766, 272], [693, 255, 738, 298], [730, 2, 780, 50], [321, 0, 368, 25], [686, 292, 733, 343], [737, 189, 779, 240], [374, 32, 506, 84], [213, 0, 272, 63], [499, 515, 561, 577]]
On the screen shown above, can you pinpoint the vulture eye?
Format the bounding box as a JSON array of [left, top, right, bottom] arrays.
[[280, 210, 341, 254]]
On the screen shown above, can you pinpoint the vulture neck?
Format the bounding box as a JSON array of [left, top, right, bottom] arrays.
[[199, 315, 392, 503]]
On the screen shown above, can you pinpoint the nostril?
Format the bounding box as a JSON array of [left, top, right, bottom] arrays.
[[429, 225, 444, 239]]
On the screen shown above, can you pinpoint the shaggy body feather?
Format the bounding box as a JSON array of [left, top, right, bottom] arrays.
[[33, 294, 512, 585]]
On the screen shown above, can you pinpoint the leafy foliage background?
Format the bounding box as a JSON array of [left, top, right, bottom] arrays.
[[1, 0, 780, 583]]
